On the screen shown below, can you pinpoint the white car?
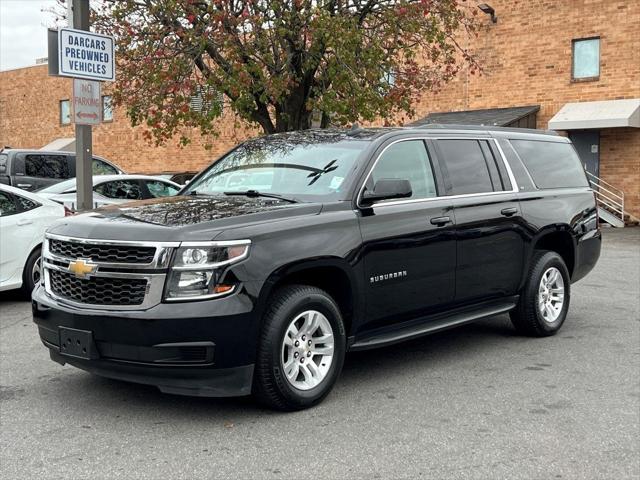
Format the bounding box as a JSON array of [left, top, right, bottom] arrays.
[[0, 184, 68, 295], [36, 174, 181, 210]]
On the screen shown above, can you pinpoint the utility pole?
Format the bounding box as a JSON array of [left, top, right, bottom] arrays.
[[73, 0, 93, 211]]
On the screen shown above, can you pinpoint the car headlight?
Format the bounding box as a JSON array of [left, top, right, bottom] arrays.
[[164, 240, 250, 301]]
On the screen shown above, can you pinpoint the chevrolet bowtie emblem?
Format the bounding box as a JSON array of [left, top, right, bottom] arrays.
[[68, 259, 97, 279]]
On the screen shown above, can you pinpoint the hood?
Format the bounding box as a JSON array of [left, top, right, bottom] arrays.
[[47, 195, 323, 242]]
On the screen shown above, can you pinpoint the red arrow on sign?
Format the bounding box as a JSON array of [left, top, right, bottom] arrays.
[[77, 112, 99, 120]]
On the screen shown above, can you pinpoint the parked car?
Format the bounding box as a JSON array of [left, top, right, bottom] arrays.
[[0, 184, 69, 295], [0, 149, 124, 192], [32, 127, 601, 410], [144, 171, 198, 187], [36, 174, 181, 210]]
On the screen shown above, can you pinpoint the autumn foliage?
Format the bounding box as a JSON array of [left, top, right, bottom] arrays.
[[90, 0, 479, 144]]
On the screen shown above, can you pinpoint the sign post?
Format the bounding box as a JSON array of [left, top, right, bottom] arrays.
[[72, 0, 93, 212], [47, 0, 115, 211]]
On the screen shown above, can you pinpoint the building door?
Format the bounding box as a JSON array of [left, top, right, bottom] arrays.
[[569, 130, 600, 178]]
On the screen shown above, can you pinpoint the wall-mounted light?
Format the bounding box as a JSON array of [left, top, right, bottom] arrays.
[[478, 3, 498, 23]]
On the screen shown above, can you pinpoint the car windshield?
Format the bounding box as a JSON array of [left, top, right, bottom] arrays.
[[37, 178, 77, 194], [183, 132, 370, 202]]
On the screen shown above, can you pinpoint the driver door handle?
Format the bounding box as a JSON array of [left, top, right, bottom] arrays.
[[430, 216, 451, 226], [501, 207, 518, 217]]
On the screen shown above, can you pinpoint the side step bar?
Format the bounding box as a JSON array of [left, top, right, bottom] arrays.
[[350, 297, 518, 351]]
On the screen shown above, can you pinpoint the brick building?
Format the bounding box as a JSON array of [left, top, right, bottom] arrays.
[[0, 0, 638, 217]]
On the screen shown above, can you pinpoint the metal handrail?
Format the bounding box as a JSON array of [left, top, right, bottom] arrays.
[[586, 171, 624, 197], [592, 183, 623, 201], [586, 171, 625, 225]]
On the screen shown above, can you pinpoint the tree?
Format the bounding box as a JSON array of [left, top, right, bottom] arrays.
[[90, 0, 478, 144]]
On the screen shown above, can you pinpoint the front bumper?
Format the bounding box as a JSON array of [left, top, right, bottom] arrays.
[[32, 284, 260, 397]]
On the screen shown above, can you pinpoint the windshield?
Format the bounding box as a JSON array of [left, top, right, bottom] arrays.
[[183, 132, 370, 202], [37, 178, 77, 194]]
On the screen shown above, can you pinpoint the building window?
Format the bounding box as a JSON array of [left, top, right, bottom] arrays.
[[60, 99, 71, 125], [102, 95, 113, 122], [572, 37, 600, 80]]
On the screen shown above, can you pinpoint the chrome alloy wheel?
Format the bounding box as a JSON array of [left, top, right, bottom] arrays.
[[281, 310, 335, 391], [538, 267, 565, 323], [32, 256, 42, 285]]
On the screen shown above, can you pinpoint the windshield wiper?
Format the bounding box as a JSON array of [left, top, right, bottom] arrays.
[[223, 190, 299, 203], [307, 159, 339, 186]]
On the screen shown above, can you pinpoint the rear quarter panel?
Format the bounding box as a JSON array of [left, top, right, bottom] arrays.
[[518, 187, 600, 285]]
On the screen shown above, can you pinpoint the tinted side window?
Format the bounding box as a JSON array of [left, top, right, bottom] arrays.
[[15, 195, 40, 212], [369, 140, 437, 200], [145, 180, 179, 198], [0, 192, 17, 216], [25, 155, 71, 179], [437, 140, 494, 195], [93, 159, 118, 175], [95, 180, 143, 200], [511, 140, 589, 189]]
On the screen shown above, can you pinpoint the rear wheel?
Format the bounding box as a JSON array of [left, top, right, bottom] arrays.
[[253, 285, 346, 411], [510, 250, 570, 336], [21, 247, 42, 298]]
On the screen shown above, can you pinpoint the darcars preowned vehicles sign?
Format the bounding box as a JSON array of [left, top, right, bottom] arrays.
[[58, 28, 115, 82]]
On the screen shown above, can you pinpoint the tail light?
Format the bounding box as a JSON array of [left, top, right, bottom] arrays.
[[64, 206, 75, 216]]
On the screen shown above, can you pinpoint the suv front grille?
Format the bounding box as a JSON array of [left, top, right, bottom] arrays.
[[49, 270, 147, 306], [49, 239, 156, 264]]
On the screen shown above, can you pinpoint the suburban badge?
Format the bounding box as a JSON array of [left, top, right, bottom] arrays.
[[370, 270, 408, 284]]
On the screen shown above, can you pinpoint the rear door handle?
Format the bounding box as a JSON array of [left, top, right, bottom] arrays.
[[17, 219, 33, 226], [501, 207, 518, 217], [17, 183, 33, 189], [430, 216, 451, 226]]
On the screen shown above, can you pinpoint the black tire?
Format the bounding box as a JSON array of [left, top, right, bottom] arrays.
[[253, 284, 346, 411], [510, 250, 571, 337], [21, 248, 42, 298]]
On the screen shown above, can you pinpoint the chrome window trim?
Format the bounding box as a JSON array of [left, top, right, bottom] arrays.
[[356, 136, 519, 209]]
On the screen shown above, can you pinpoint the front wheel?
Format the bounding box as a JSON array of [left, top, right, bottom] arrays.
[[253, 285, 346, 411], [21, 248, 42, 298], [510, 250, 571, 337]]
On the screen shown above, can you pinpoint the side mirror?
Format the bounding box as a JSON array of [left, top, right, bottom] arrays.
[[361, 178, 412, 205]]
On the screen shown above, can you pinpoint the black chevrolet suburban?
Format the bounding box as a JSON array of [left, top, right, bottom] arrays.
[[32, 126, 601, 410]]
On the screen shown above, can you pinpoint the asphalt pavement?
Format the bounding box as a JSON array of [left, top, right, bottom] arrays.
[[1, 228, 638, 479]]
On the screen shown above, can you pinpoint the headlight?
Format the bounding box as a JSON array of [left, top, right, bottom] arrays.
[[164, 240, 250, 301]]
